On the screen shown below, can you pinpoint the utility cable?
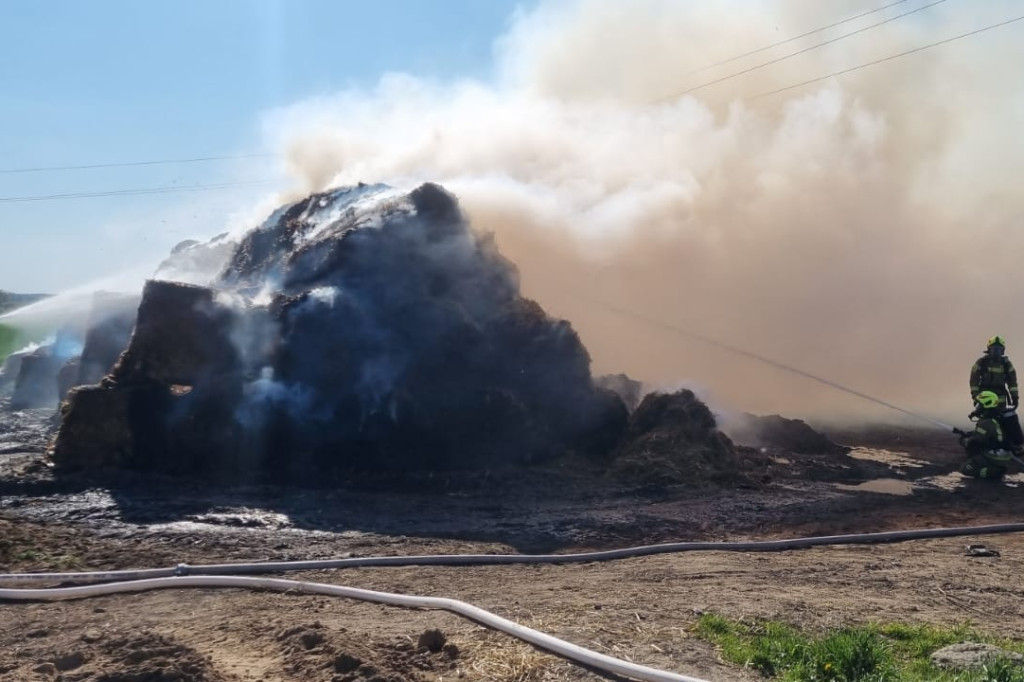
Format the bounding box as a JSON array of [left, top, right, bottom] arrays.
[[0, 153, 273, 175], [653, 0, 947, 103], [559, 287, 954, 430], [753, 12, 1024, 98], [687, 0, 909, 76], [0, 179, 276, 203]]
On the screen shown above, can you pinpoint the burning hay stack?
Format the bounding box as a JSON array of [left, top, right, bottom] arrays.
[[53, 183, 628, 482]]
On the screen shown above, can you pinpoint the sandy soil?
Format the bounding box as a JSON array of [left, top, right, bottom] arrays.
[[2, 404, 1024, 682]]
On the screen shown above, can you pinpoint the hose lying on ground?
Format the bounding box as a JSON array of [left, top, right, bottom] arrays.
[[2, 522, 1023, 585], [5, 525, 1024, 682], [0, 575, 711, 682]]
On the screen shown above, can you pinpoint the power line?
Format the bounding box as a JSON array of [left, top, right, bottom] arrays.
[[559, 286, 952, 429], [754, 12, 1024, 99], [687, 0, 910, 76], [0, 179, 277, 203], [0, 153, 273, 175], [653, 0, 947, 103]]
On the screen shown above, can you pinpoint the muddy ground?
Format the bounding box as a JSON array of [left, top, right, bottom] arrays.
[[2, 402, 1024, 681]]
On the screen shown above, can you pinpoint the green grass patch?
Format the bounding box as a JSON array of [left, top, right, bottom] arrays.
[[0, 322, 52, 364], [0, 323, 18, 362], [1, 541, 82, 570], [13, 548, 42, 562], [0, 290, 51, 361], [695, 613, 1024, 681]]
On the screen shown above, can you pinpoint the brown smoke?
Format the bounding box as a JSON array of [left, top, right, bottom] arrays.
[[262, 0, 1024, 421]]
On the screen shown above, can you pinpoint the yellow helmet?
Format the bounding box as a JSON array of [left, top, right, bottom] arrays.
[[976, 390, 1001, 409], [988, 335, 1007, 348]]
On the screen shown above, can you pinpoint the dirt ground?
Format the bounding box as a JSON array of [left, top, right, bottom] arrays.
[[3, 403, 1024, 682]]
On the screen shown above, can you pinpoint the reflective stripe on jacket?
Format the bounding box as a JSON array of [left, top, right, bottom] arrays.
[[966, 416, 1005, 451], [970, 356, 1019, 401]]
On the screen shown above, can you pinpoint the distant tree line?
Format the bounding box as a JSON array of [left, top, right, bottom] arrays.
[[0, 290, 47, 316]]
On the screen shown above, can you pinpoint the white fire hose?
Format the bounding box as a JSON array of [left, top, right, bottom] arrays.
[[2, 523, 1022, 584], [4, 524, 1024, 682], [0, 575, 709, 682]]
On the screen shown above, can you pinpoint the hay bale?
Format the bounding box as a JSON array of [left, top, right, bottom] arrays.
[[76, 292, 138, 387], [0, 347, 31, 393], [57, 357, 81, 402], [112, 280, 239, 386], [52, 384, 133, 470]]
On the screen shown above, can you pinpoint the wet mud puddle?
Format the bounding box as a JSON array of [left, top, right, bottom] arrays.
[[835, 478, 915, 496]]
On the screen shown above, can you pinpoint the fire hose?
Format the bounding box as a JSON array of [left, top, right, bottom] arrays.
[[4, 524, 1024, 682], [2, 523, 1023, 584], [0, 575, 706, 682]]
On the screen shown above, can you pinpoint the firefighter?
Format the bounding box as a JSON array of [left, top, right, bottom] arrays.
[[960, 391, 1012, 480], [970, 335, 1023, 452]]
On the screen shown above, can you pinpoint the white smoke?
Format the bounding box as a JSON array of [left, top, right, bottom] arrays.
[[261, 1, 1024, 421]]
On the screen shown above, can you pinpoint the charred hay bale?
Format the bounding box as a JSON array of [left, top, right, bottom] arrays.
[[53, 380, 244, 476], [0, 348, 29, 392], [52, 384, 133, 469], [112, 280, 239, 386], [612, 390, 745, 485], [224, 183, 621, 474], [57, 356, 81, 402], [477, 298, 627, 455], [55, 281, 248, 477], [134, 381, 245, 477], [76, 292, 139, 387], [10, 349, 63, 409], [54, 183, 629, 483], [571, 387, 630, 457], [263, 276, 625, 475]]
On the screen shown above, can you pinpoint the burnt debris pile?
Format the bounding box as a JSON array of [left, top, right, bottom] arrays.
[[612, 389, 756, 486], [725, 413, 847, 455], [53, 183, 628, 482], [595, 373, 644, 412]]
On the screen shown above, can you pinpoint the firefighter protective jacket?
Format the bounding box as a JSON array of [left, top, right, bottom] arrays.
[[970, 355, 1019, 404], [964, 416, 1005, 451]]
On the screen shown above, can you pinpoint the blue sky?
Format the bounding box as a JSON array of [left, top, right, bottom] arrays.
[[0, 0, 525, 292]]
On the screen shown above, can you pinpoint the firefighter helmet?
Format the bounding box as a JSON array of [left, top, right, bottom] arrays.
[[975, 390, 1002, 410]]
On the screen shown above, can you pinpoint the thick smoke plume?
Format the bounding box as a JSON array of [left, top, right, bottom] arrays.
[[263, 0, 1024, 422]]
